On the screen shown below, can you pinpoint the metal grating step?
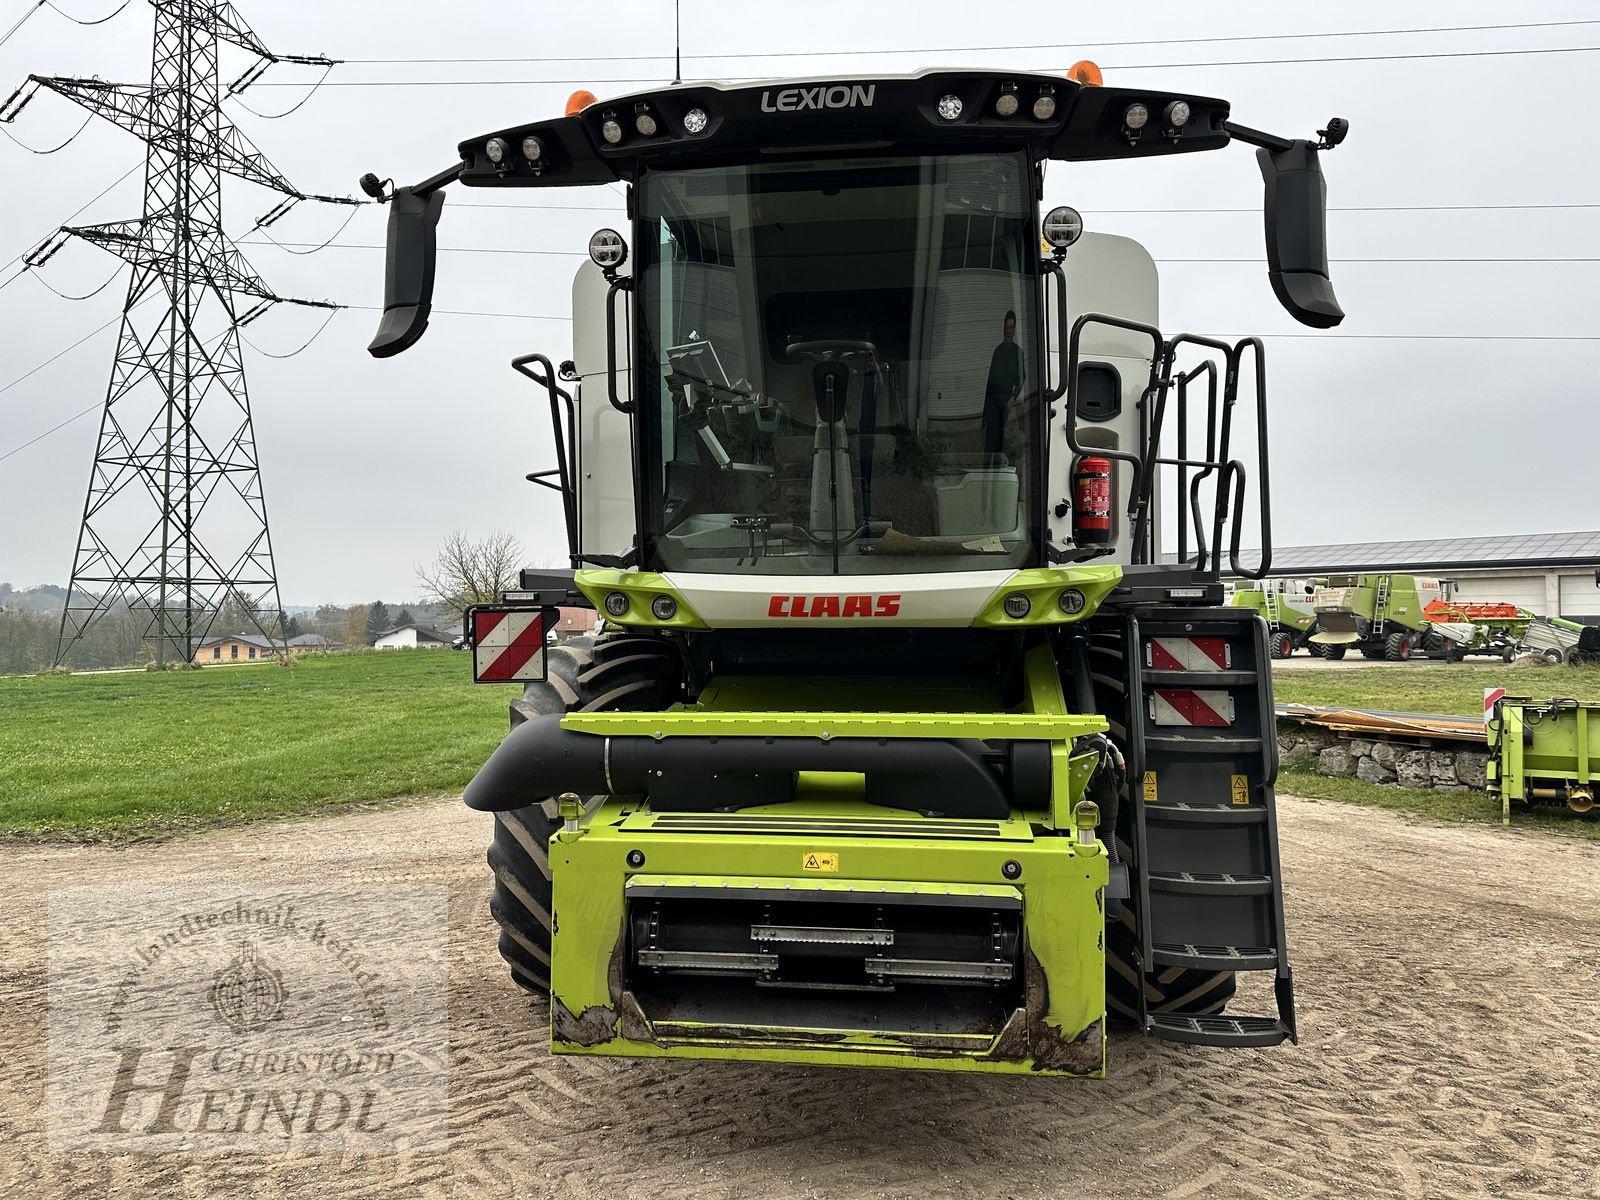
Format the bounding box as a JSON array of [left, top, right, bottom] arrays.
[[1144, 733, 1264, 754], [1152, 942, 1279, 971], [1147, 1013, 1292, 1048], [1148, 870, 1273, 896], [1143, 802, 1266, 825]]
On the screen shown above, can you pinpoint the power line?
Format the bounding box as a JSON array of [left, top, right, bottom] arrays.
[[0, 161, 142, 274], [256, 43, 1600, 87], [247, 240, 1600, 266], [0, 306, 124, 398], [341, 18, 1600, 64]]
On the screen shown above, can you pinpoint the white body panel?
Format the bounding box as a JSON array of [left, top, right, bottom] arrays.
[[1045, 233, 1159, 565], [571, 260, 636, 559], [664, 569, 1016, 628]]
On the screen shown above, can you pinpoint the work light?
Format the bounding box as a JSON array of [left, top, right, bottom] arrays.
[[484, 137, 508, 164], [521, 135, 544, 162], [588, 228, 628, 271]]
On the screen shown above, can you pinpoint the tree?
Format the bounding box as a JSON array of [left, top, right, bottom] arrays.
[[395, 607, 415, 628], [367, 600, 393, 642], [342, 604, 369, 650], [417, 530, 523, 623], [284, 614, 303, 639]]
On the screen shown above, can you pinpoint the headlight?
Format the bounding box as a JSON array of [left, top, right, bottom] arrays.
[[601, 117, 623, 145], [936, 94, 963, 121], [484, 137, 508, 164], [682, 107, 709, 134], [588, 228, 628, 270], [521, 135, 544, 162], [1164, 100, 1191, 128], [1002, 593, 1032, 620], [651, 595, 678, 621], [604, 591, 630, 617], [1042, 206, 1083, 249], [1123, 103, 1149, 130], [1058, 588, 1087, 615]]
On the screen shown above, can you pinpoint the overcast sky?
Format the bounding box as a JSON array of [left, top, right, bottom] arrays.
[[2, 0, 1597, 604]]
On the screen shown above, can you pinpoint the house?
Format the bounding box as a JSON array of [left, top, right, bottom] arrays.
[[553, 606, 597, 636], [191, 633, 280, 664], [373, 624, 453, 650], [288, 633, 331, 652]]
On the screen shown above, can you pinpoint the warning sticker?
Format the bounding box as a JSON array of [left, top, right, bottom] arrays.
[[801, 852, 839, 873], [1230, 774, 1251, 806], [1142, 771, 1159, 803]]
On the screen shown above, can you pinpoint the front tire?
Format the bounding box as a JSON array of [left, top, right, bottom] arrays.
[[1384, 632, 1412, 662], [1269, 631, 1294, 660], [1106, 904, 1235, 1024], [488, 630, 680, 993], [1320, 645, 1347, 661]]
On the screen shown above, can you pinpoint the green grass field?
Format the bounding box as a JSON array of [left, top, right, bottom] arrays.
[[0, 652, 507, 838], [3, 648, 1593, 841]]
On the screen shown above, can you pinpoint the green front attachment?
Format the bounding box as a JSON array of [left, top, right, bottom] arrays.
[[1488, 696, 1598, 824], [547, 800, 1110, 1075], [543, 647, 1113, 1075]]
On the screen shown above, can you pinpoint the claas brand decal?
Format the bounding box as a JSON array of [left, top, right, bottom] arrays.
[[767, 594, 901, 618], [759, 84, 876, 113]]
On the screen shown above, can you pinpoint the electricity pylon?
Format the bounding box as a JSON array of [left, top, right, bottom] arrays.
[[0, 0, 355, 665]]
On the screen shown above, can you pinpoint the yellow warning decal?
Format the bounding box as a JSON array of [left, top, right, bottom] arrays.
[[1230, 774, 1250, 806], [802, 852, 839, 873], [1142, 771, 1158, 803]]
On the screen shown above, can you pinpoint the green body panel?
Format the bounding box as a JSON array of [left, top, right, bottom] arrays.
[[1230, 587, 1315, 634], [545, 640, 1111, 1074], [547, 817, 1110, 1075], [1487, 696, 1598, 823], [572, 569, 709, 629], [969, 565, 1122, 627]]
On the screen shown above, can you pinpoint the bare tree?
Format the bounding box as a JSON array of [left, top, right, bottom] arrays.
[[416, 530, 524, 624]]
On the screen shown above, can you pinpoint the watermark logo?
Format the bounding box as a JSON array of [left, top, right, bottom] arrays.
[[49, 885, 447, 1153], [208, 941, 285, 1033]]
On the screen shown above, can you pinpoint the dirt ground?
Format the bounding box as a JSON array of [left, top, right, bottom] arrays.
[[4, 794, 1599, 1200]]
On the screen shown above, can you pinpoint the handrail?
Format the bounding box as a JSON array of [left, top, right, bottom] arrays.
[[1063, 313, 1162, 547], [1043, 258, 1069, 402], [511, 352, 579, 562], [604, 277, 634, 414]]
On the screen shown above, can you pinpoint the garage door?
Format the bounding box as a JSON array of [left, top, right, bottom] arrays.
[[1448, 576, 1548, 612], [1558, 573, 1600, 619]]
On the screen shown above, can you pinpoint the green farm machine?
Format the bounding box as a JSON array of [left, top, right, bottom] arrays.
[[366, 63, 1348, 1074], [1309, 574, 1452, 661], [1230, 579, 1320, 659]]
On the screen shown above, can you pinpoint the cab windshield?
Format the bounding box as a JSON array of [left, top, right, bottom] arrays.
[[637, 152, 1040, 575]]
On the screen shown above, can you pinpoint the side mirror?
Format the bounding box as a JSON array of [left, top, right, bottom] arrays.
[[367, 185, 445, 358], [1258, 140, 1344, 329]]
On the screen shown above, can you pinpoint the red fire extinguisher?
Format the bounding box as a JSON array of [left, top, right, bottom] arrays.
[[1073, 456, 1112, 545]]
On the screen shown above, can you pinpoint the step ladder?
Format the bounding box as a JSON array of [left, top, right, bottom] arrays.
[[1262, 588, 1281, 629], [1090, 605, 1296, 1048], [1372, 575, 1391, 636]]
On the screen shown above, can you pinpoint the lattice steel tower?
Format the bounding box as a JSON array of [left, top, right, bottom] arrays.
[[0, 1, 352, 665]]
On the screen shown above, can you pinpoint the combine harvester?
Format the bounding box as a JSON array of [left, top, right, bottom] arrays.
[[1231, 579, 1320, 659], [364, 62, 1348, 1074], [1310, 573, 1450, 661]]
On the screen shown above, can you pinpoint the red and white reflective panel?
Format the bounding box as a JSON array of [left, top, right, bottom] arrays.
[[1149, 689, 1236, 727], [1145, 636, 1231, 672], [1484, 687, 1506, 727], [472, 609, 549, 683]]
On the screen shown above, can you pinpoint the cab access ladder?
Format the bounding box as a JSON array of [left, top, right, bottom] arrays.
[[1373, 575, 1392, 636]]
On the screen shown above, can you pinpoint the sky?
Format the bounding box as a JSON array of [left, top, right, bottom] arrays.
[[1, 0, 1597, 604]]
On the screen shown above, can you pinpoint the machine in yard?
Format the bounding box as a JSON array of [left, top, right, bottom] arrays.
[[1230, 579, 1320, 659], [1309, 574, 1453, 661], [1420, 599, 1532, 663], [365, 65, 1348, 1075], [1486, 693, 1600, 823]]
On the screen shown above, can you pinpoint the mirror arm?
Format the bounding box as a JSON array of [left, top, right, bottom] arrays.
[[1222, 121, 1295, 154]]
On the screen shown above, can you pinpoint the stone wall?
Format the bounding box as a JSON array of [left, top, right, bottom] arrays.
[[1277, 720, 1490, 791]]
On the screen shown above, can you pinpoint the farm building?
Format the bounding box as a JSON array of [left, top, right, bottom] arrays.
[[1229, 530, 1600, 622], [373, 624, 453, 650]]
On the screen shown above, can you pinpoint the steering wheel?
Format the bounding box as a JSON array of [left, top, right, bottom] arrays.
[[783, 339, 877, 364]]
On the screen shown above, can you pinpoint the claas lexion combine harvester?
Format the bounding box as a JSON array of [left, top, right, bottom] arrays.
[[364, 62, 1349, 1075]]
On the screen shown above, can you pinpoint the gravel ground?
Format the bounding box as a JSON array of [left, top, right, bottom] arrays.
[[3, 794, 1598, 1199]]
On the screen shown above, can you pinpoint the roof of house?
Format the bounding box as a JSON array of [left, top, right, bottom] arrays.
[[1221, 530, 1600, 578], [191, 632, 281, 651], [374, 624, 453, 643], [288, 633, 330, 647]]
